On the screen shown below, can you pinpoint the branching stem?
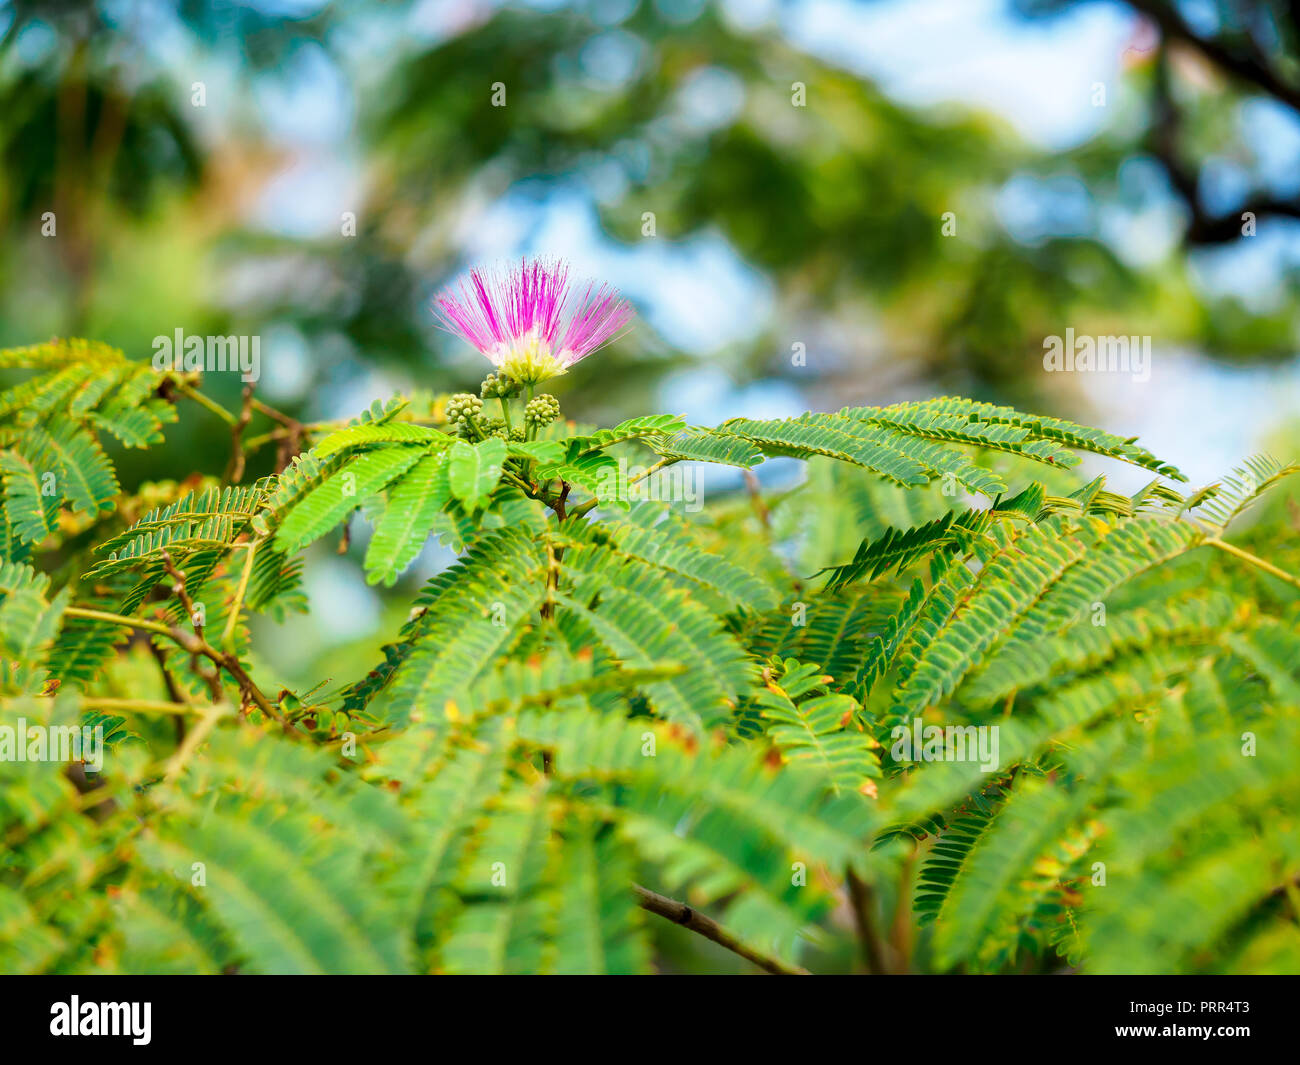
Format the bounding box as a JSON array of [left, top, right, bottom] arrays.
[[155, 551, 285, 726]]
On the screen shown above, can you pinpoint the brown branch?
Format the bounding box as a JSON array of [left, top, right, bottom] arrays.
[[147, 638, 190, 743], [251, 396, 296, 427], [540, 536, 561, 621], [845, 868, 889, 974], [160, 552, 285, 726], [274, 421, 304, 473], [633, 884, 810, 975], [224, 385, 255, 483], [889, 848, 918, 972], [1152, 42, 1300, 241]]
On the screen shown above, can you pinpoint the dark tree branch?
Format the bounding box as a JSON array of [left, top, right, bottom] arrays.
[[1127, 0, 1300, 111], [147, 637, 191, 743], [845, 868, 889, 974], [1146, 36, 1300, 244], [633, 884, 811, 975], [224, 384, 255, 483]]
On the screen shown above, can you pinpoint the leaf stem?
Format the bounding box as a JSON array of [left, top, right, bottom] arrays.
[[79, 697, 198, 715], [223, 384, 255, 483], [221, 539, 259, 651], [158, 551, 285, 726], [1206, 536, 1300, 591], [567, 457, 680, 520], [64, 606, 175, 640], [177, 382, 237, 426], [163, 702, 232, 782]]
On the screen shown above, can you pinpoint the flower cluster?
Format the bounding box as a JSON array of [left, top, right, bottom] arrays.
[[479, 372, 519, 400], [433, 258, 633, 385], [524, 393, 560, 428], [444, 393, 482, 427]]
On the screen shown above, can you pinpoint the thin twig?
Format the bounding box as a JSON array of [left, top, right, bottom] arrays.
[[250, 396, 296, 427], [890, 848, 918, 972], [147, 638, 191, 742], [568, 458, 681, 520], [273, 421, 305, 473], [540, 538, 561, 621], [78, 697, 198, 716], [1126, 0, 1300, 112], [633, 884, 810, 975], [223, 384, 255, 483], [177, 382, 237, 426]]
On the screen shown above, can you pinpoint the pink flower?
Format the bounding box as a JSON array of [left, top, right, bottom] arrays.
[[433, 258, 634, 384]]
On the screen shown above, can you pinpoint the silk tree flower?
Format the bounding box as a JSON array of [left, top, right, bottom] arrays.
[[433, 258, 634, 385]]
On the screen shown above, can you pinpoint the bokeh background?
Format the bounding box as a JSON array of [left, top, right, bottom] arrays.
[[3, 0, 1298, 690]]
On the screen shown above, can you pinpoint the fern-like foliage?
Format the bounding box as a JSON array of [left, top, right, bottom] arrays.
[[0, 340, 183, 545], [1, 339, 1297, 976]]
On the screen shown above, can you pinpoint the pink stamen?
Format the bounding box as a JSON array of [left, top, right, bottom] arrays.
[[434, 258, 633, 373]]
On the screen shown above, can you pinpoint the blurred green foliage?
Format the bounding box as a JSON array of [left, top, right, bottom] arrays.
[[3, 1, 1299, 420]]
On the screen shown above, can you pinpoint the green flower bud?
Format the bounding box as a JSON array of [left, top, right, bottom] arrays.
[[524, 393, 561, 428], [480, 373, 521, 399], [445, 393, 483, 426]]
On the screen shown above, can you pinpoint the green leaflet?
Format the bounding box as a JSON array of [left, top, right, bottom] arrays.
[[931, 776, 1091, 968], [23, 422, 120, 518], [817, 508, 991, 591], [536, 451, 625, 508], [507, 439, 566, 465], [448, 437, 507, 511], [383, 527, 549, 723], [1193, 454, 1300, 532], [0, 340, 177, 540], [364, 451, 452, 586], [755, 659, 881, 795], [651, 426, 764, 468], [314, 420, 453, 458], [571, 414, 687, 453], [518, 708, 877, 964], [0, 560, 68, 694], [275, 445, 427, 553], [0, 451, 56, 543], [891, 515, 1203, 722], [548, 816, 652, 975]]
